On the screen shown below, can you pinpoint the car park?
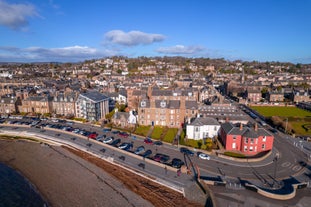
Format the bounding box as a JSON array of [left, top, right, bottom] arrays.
[[197, 152, 210, 160], [134, 146, 145, 155], [171, 158, 185, 168]]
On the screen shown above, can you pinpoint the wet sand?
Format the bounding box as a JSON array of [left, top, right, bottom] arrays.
[[0, 138, 202, 207]]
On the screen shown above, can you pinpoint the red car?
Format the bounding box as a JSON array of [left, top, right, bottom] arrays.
[[144, 137, 153, 144], [119, 132, 129, 138], [88, 132, 98, 139]]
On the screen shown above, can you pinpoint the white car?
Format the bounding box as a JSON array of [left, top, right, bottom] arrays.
[[102, 137, 113, 144], [198, 153, 210, 160]]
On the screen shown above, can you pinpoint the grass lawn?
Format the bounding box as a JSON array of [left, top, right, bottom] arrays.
[[151, 126, 163, 139], [251, 106, 311, 136], [250, 106, 311, 117], [291, 121, 311, 136], [134, 125, 150, 137], [162, 128, 178, 143]]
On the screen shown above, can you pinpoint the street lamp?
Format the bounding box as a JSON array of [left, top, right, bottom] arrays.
[[273, 153, 279, 187], [285, 118, 288, 134]]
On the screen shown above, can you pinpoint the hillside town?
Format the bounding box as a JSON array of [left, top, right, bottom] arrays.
[[0, 57, 311, 155]]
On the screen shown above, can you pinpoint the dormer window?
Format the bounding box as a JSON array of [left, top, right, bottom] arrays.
[[160, 100, 166, 108], [141, 101, 146, 107]]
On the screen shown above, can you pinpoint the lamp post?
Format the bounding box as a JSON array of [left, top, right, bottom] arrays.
[[273, 153, 279, 187], [285, 118, 288, 134]]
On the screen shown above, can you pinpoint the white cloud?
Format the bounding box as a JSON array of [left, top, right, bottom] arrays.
[[0, 0, 38, 30], [0, 45, 116, 62], [156, 45, 205, 55], [104, 30, 166, 46]]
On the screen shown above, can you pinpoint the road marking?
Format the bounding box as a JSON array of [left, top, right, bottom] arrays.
[[292, 165, 302, 172], [281, 162, 291, 168]]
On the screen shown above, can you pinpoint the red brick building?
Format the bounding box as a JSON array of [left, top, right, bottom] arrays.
[[219, 122, 274, 155]]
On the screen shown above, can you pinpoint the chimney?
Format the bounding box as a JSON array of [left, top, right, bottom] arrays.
[[254, 123, 258, 131], [239, 123, 243, 131]]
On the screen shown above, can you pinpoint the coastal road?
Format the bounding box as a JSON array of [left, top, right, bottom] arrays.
[[1, 121, 310, 187]]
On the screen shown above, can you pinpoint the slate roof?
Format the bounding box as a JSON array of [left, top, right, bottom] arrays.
[[189, 117, 220, 126], [80, 90, 109, 102], [154, 100, 180, 109], [221, 122, 272, 137], [185, 101, 198, 109]]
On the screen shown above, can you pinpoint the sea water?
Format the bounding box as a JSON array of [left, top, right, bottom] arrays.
[[0, 162, 47, 207]]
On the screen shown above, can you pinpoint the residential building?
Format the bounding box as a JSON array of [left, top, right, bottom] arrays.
[[268, 91, 284, 102], [19, 96, 53, 114], [290, 89, 310, 103], [0, 97, 20, 114], [52, 92, 78, 117], [246, 89, 262, 103], [75, 90, 109, 121], [186, 117, 220, 140], [219, 122, 274, 155]]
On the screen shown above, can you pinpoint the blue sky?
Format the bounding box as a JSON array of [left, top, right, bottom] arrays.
[[0, 0, 310, 63]]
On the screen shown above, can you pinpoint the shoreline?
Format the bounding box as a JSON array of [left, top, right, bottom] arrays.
[[0, 138, 202, 207], [0, 162, 50, 207]]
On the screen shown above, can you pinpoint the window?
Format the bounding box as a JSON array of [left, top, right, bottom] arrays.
[[250, 138, 254, 144], [262, 136, 266, 142], [195, 127, 200, 132], [141, 101, 146, 107], [249, 146, 253, 151], [245, 138, 248, 144], [262, 144, 266, 150], [232, 142, 236, 149], [233, 135, 236, 140], [160, 101, 166, 108], [244, 146, 247, 151]]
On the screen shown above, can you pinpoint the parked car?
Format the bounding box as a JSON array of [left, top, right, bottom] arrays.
[[153, 141, 163, 146], [103, 137, 114, 144], [88, 132, 98, 139], [180, 147, 194, 156], [109, 138, 121, 146], [153, 153, 170, 163], [197, 152, 210, 160], [144, 137, 153, 144], [119, 132, 129, 138], [134, 146, 145, 155], [171, 158, 185, 168], [112, 130, 120, 134], [103, 128, 111, 132], [141, 149, 152, 158], [118, 142, 133, 151]]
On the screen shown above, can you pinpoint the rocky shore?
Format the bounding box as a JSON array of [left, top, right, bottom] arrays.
[[0, 138, 201, 207]]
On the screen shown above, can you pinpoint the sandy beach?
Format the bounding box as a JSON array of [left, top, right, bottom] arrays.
[[0, 138, 201, 207]]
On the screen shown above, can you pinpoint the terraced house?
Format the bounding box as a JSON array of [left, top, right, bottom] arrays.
[[0, 97, 21, 114], [52, 91, 78, 117], [137, 87, 199, 127], [19, 95, 53, 114]]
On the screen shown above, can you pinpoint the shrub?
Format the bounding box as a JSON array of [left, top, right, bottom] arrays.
[[224, 151, 246, 158]]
